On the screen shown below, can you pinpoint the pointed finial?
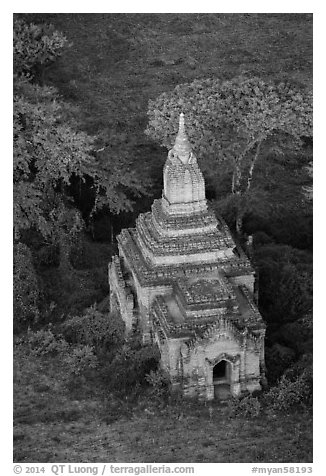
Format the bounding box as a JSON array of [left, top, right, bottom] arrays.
[[179, 112, 185, 131], [172, 112, 192, 163]]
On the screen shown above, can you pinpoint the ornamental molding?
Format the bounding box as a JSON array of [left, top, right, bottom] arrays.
[[206, 353, 241, 366]]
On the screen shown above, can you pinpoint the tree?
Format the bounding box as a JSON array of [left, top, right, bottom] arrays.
[[145, 76, 312, 234], [13, 17, 69, 82], [247, 149, 313, 249], [13, 19, 147, 276], [254, 244, 312, 324]]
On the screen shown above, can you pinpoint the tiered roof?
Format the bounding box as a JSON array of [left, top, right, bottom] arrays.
[[135, 207, 235, 263], [151, 277, 265, 341], [116, 113, 265, 342], [118, 227, 253, 287]]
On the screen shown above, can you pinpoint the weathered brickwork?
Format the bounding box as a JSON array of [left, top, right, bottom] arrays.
[[108, 113, 266, 400]]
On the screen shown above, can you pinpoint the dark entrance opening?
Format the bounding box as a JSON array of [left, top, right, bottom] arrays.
[[213, 360, 227, 380], [213, 360, 230, 400]]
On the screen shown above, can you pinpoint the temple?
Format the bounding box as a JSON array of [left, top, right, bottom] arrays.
[[108, 113, 266, 400]]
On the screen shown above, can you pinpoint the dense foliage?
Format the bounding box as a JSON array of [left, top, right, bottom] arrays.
[[14, 78, 93, 238], [146, 76, 312, 232], [13, 243, 40, 330], [264, 366, 312, 412], [22, 327, 68, 356], [13, 18, 69, 80], [61, 305, 125, 355], [255, 244, 312, 324], [13, 18, 148, 324]]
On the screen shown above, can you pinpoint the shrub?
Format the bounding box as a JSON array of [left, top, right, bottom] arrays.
[[64, 345, 98, 376], [277, 315, 313, 355], [36, 244, 59, 267], [228, 394, 261, 418], [284, 352, 312, 381], [252, 231, 274, 248], [102, 344, 160, 394], [24, 328, 69, 356], [70, 234, 113, 269], [145, 369, 170, 397], [13, 243, 40, 331], [265, 343, 296, 385], [255, 244, 312, 324], [43, 269, 109, 317], [264, 367, 312, 412], [61, 305, 125, 355]]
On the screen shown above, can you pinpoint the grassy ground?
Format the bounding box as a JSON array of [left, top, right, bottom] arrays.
[[14, 345, 312, 463]]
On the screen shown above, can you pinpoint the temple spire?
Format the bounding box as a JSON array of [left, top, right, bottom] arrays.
[[178, 112, 186, 134], [172, 112, 193, 163]]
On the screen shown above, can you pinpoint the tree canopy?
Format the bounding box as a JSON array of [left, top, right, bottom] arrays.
[[14, 18, 69, 81], [145, 76, 312, 232], [13, 18, 147, 276]]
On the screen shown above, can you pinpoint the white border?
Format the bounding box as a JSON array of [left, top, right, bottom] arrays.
[[3, 4, 321, 473]]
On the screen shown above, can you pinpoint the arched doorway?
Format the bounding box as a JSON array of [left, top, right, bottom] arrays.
[[213, 359, 231, 400]]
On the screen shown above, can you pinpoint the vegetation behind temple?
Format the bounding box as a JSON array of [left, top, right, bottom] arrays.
[[13, 14, 312, 462]]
